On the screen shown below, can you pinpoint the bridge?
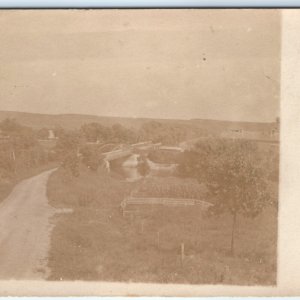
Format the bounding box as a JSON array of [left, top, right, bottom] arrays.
[[101, 141, 184, 172], [102, 141, 162, 162]]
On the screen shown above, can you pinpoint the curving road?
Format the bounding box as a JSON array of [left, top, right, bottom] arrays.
[[0, 169, 56, 280]]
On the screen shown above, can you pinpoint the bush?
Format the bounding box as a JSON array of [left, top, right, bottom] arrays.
[[80, 145, 103, 171], [62, 152, 80, 178], [148, 150, 181, 164]]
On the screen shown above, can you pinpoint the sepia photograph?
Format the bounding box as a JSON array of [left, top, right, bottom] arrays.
[[0, 8, 281, 292]]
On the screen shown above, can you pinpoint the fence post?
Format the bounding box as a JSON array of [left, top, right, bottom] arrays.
[[181, 243, 185, 267], [130, 212, 134, 225], [141, 219, 145, 234]]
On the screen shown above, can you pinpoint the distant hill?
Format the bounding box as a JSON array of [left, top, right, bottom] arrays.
[[0, 111, 276, 133], [0, 111, 146, 130], [189, 118, 276, 132]]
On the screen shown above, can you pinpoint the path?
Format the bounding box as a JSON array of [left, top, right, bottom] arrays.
[[0, 169, 57, 279]]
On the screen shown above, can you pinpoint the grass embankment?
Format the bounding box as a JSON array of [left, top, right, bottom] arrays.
[[47, 166, 277, 285], [0, 161, 58, 204]]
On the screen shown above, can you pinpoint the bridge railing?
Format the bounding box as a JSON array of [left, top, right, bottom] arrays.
[[120, 196, 213, 210], [103, 149, 132, 161], [103, 141, 162, 161]]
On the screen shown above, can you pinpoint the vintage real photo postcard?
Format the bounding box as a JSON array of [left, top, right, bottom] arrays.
[[0, 8, 299, 296]]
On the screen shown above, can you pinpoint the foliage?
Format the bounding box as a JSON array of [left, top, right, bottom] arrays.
[[55, 131, 80, 159], [0, 142, 15, 175], [0, 118, 48, 177], [81, 122, 111, 143], [80, 122, 137, 144], [36, 128, 50, 140], [47, 166, 277, 285], [179, 139, 270, 215], [148, 149, 181, 164], [0, 118, 37, 149], [111, 123, 137, 144], [139, 121, 188, 145], [0, 118, 22, 134], [65, 119, 195, 149], [135, 176, 207, 199], [80, 145, 103, 171], [178, 138, 272, 254], [53, 126, 65, 139], [61, 151, 80, 178], [0, 119, 58, 202]]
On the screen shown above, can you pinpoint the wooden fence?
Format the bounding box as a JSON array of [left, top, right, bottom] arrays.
[[120, 196, 212, 211]]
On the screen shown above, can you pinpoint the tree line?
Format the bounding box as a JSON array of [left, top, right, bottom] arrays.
[[50, 120, 197, 177], [0, 119, 53, 180], [0, 118, 192, 178]]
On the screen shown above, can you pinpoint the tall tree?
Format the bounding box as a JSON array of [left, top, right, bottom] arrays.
[[36, 128, 50, 140], [55, 131, 80, 159], [0, 118, 21, 134], [179, 138, 270, 255], [111, 123, 136, 143], [80, 145, 103, 171], [81, 123, 111, 143]]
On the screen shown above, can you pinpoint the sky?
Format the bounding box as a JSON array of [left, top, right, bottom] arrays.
[[0, 9, 280, 122]]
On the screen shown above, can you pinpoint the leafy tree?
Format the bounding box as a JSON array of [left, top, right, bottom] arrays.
[[111, 123, 137, 143], [62, 151, 80, 178], [80, 145, 103, 171], [36, 128, 49, 140], [139, 121, 163, 142], [55, 130, 83, 177], [0, 118, 36, 149], [80, 123, 111, 143], [0, 142, 15, 175], [0, 119, 51, 178], [0, 119, 38, 175], [53, 126, 65, 139], [179, 138, 270, 255], [0, 118, 21, 134], [55, 131, 80, 159], [14, 127, 37, 149], [139, 121, 187, 145]]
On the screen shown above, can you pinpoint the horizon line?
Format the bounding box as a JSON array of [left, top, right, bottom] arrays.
[[0, 109, 278, 124]]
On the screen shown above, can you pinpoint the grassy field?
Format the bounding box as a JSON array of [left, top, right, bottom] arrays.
[[47, 165, 277, 285]]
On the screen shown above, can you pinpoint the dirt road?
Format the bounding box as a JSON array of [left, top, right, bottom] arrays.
[[0, 169, 57, 280]]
